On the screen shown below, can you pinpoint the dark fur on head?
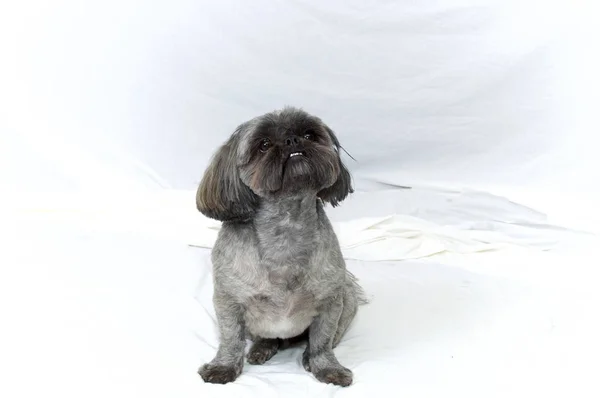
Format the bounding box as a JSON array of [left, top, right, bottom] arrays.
[[196, 107, 353, 222]]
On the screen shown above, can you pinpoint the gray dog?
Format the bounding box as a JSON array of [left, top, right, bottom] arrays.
[[196, 107, 365, 387]]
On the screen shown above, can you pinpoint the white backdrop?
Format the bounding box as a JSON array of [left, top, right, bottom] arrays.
[[2, 0, 599, 215], [2, 2, 600, 397]]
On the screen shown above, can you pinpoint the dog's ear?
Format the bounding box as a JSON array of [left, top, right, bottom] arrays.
[[318, 126, 354, 207], [196, 135, 259, 222]]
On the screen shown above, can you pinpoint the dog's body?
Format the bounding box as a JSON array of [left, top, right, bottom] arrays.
[[197, 107, 364, 387]]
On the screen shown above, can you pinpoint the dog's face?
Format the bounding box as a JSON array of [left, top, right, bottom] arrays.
[[197, 107, 353, 222], [237, 109, 344, 197]]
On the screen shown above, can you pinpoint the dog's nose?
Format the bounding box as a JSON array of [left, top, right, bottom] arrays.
[[285, 137, 300, 146]]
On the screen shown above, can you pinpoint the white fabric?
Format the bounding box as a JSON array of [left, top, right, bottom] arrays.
[[5, 188, 588, 263], [2, 1, 600, 209], [2, 1, 600, 397], [1, 211, 599, 398]]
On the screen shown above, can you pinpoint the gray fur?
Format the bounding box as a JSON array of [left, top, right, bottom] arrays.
[[197, 107, 365, 387]]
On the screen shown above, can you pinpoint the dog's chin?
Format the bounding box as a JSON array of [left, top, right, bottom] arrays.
[[278, 159, 327, 195], [283, 155, 310, 175]]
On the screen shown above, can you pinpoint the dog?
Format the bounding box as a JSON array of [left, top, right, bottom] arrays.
[[196, 107, 365, 387]]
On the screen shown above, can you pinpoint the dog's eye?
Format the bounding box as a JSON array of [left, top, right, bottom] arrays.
[[259, 139, 271, 152], [303, 131, 316, 141]]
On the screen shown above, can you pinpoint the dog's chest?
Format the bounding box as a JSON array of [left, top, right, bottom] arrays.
[[244, 284, 317, 339], [243, 203, 323, 338], [245, 245, 318, 339], [260, 224, 316, 264], [259, 231, 316, 290]]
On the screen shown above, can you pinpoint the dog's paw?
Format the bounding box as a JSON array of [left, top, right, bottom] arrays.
[[198, 363, 238, 384], [247, 342, 278, 365], [314, 367, 353, 387]]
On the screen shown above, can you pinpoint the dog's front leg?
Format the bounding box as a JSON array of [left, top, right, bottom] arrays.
[[198, 293, 246, 384], [303, 293, 353, 387]]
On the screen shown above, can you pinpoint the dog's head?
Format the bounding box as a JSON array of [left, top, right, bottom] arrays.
[[196, 107, 353, 222]]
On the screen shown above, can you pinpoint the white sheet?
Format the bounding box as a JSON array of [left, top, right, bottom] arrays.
[[6, 187, 589, 262], [2, 1, 600, 397], [2, 206, 599, 398], [2, 1, 599, 210]]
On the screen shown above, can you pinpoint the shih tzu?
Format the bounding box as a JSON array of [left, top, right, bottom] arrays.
[[196, 107, 365, 387]]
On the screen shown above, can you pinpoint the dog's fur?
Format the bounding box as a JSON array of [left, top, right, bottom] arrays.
[[196, 107, 365, 387]]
